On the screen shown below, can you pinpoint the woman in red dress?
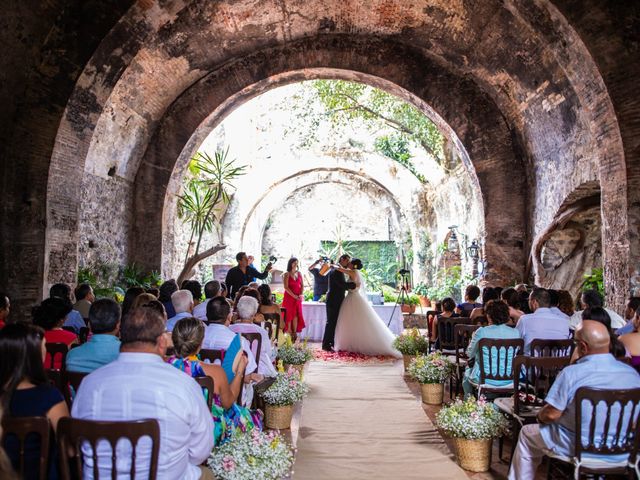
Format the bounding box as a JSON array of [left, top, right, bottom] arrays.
[[281, 257, 306, 341]]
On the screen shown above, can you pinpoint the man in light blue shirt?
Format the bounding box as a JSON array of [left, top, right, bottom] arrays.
[[66, 299, 121, 373], [509, 321, 640, 479], [166, 289, 194, 332], [614, 297, 640, 335], [516, 288, 569, 355], [50, 282, 86, 333]]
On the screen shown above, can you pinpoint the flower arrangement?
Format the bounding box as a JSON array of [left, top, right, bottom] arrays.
[[276, 335, 313, 365], [408, 352, 455, 384], [208, 429, 293, 480], [436, 396, 510, 440], [392, 328, 430, 355], [261, 366, 310, 406]]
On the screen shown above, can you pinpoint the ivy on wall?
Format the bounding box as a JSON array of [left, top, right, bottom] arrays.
[[321, 240, 399, 286]]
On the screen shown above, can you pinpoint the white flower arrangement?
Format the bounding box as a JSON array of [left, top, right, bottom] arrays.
[[208, 429, 293, 480], [408, 352, 455, 384], [436, 396, 510, 440], [276, 336, 313, 365], [260, 366, 310, 406]]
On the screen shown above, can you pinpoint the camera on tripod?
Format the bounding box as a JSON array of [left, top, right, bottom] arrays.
[[398, 268, 411, 276]]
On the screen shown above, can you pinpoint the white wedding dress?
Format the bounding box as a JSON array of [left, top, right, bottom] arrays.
[[334, 271, 402, 357]]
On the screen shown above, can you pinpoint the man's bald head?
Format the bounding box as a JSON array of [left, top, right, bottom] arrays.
[[576, 320, 610, 353]]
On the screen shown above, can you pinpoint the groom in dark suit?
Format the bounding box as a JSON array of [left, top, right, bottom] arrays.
[[322, 254, 357, 351]]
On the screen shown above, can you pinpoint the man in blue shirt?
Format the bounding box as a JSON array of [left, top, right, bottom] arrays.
[[516, 288, 569, 355], [66, 298, 121, 373], [615, 297, 640, 335], [509, 321, 640, 479], [50, 282, 86, 333]]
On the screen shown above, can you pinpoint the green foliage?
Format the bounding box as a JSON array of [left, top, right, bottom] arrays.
[[413, 282, 429, 297], [303, 290, 314, 302], [374, 135, 427, 183], [582, 267, 604, 297], [77, 262, 161, 303], [312, 80, 445, 170], [424, 266, 474, 303], [320, 240, 399, 286]]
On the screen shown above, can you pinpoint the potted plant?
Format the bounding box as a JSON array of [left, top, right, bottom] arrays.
[[413, 283, 430, 308], [260, 366, 310, 430], [401, 294, 420, 314], [435, 396, 509, 472], [407, 352, 455, 405], [276, 336, 313, 376], [392, 328, 430, 370], [208, 429, 294, 479]]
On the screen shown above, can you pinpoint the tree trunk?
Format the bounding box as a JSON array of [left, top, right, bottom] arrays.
[[177, 244, 226, 286]]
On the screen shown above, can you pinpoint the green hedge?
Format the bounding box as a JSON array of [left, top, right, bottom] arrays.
[[321, 240, 399, 286]]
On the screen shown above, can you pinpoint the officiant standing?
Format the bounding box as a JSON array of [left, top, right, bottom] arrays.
[[226, 252, 272, 299], [308, 257, 329, 301], [322, 254, 357, 351]]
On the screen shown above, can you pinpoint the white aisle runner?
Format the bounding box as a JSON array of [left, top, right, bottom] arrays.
[[293, 360, 469, 480]]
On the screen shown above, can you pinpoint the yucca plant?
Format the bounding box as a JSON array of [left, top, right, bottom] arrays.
[[177, 148, 246, 284]]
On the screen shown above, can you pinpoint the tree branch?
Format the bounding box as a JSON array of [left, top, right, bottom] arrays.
[[177, 244, 227, 286]]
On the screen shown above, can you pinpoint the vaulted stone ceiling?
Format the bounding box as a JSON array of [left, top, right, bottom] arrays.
[[0, 0, 637, 316]]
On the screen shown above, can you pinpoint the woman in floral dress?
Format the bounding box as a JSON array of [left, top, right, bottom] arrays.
[[167, 317, 263, 445]]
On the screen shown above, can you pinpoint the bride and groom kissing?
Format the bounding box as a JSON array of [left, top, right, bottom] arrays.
[[322, 254, 401, 358]]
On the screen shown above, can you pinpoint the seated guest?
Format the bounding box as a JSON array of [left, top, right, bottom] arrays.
[[230, 297, 277, 377], [0, 293, 9, 329], [146, 287, 160, 298], [470, 287, 500, 321], [581, 307, 626, 359], [615, 296, 640, 335], [0, 323, 69, 480], [239, 288, 264, 325], [620, 306, 640, 372], [431, 297, 457, 343], [501, 288, 524, 324], [166, 289, 194, 332], [33, 298, 77, 369], [456, 285, 482, 316], [158, 279, 178, 318], [514, 284, 528, 293], [131, 292, 158, 311], [182, 280, 203, 309], [168, 317, 262, 445], [0, 407, 18, 480], [203, 298, 261, 406], [193, 280, 220, 321], [518, 289, 532, 314], [73, 283, 94, 321], [66, 299, 121, 373], [556, 289, 575, 317], [258, 284, 281, 317], [508, 321, 640, 480], [516, 288, 569, 354], [547, 289, 569, 320], [72, 307, 214, 480], [121, 286, 145, 319], [569, 289, 625, 330], [463, 300, 522, 396], [50, 283, 85, 333]]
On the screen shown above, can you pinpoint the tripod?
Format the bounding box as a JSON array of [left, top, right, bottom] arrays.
[[388, 272, 411, 327]]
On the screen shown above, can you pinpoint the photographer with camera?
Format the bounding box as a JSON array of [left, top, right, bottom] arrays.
[[308, 257, 330, 301], [225, 252, 273, 299]]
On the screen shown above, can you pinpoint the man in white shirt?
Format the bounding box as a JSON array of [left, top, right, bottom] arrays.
[[230, 296, 277, 377], [166, 289, 194, 332], [569, 289, 625, 330], [72, 306, 214, 480], [203, 297, 261, 406], [193, 280, 220, 321], [516, 288, 570, 354]]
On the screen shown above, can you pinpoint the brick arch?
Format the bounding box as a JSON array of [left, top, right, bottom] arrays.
[[134, 38, 521, 286], [29, 0, 628, 313]]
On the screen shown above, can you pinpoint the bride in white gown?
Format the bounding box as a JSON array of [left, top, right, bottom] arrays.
[[334, 259, 402, 357]]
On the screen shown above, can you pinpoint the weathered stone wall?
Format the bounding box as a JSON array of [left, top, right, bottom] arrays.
[[1, 0, 637, 318]]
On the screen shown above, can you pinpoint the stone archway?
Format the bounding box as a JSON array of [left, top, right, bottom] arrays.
[[35, 0, 628, 312]]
